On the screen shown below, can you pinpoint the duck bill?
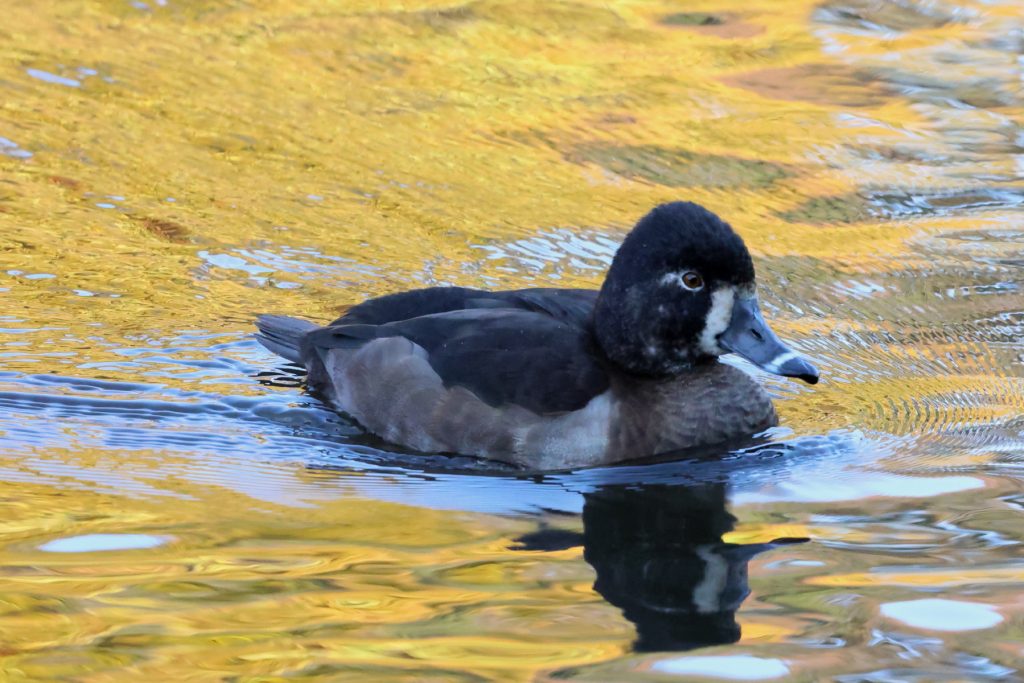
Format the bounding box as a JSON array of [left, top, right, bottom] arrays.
[[717, 297, 819, 385]]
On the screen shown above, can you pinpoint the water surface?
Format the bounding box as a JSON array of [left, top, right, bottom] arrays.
[[1, 0, 1023, 679]]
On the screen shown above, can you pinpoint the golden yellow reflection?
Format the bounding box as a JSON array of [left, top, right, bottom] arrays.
[[1, 0, 1023, 678]]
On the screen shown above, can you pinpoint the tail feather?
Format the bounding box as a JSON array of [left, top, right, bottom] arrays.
[[255, 315, 318, 364]]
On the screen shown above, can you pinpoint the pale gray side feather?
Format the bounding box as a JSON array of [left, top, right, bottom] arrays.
[[319, 336, 613, 468]]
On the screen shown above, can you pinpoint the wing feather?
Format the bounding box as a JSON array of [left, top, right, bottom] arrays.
[[309, 305, 609, 414]]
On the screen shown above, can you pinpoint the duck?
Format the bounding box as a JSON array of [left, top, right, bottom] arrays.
[[255, 201, 819, 470]]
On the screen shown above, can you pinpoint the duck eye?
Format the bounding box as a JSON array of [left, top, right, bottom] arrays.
[[681, 271, 704, 290]]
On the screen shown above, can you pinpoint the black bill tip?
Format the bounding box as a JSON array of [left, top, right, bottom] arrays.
[[717, 295, 821, 385], [774, 353, 819, 385]]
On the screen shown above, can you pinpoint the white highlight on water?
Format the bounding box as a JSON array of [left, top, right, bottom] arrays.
[[39, 533, 170, 553], [651, 655, 791, 680], [881, 599, 1003, 631]]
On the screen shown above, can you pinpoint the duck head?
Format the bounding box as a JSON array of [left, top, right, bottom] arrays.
[[594, 202, 819, 383]]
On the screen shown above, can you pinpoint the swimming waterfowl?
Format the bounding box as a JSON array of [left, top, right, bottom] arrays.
[[256, 202, 819, 470]]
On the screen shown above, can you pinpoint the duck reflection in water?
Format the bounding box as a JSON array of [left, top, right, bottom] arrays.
[[514, 482, 806, 652]]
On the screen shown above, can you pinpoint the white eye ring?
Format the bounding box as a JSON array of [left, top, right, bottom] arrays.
[[661, 270, 705, 291]]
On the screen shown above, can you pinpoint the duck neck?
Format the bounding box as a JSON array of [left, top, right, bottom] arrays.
[[592, 286, 704, 378]]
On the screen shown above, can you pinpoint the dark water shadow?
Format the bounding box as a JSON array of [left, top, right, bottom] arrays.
[[512, 480, 807, 652]]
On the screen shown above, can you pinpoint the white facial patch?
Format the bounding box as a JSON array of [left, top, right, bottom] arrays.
[[699, 286, 735, 356], [661, 271, 683, 286]]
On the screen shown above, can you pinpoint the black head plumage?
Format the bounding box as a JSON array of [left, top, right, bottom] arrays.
[[593, 202, 757, 376], [606, 202, 755, 287]]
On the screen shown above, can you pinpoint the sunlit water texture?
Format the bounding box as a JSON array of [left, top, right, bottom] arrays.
[[1, 0, 1023, 680]]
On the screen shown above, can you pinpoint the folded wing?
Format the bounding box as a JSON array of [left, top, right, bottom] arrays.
[[307, 302, 608, 415]]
